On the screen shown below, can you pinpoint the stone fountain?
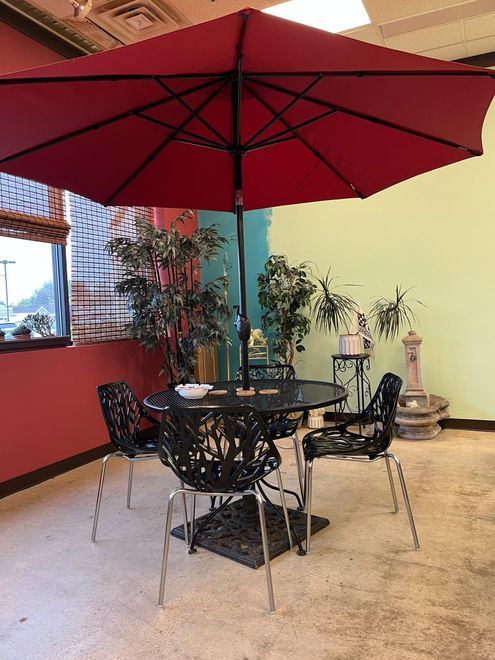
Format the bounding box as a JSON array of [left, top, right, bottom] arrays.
[[395, 331, 450, 440]]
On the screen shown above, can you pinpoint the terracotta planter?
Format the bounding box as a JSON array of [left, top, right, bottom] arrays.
[[12, 332, 31, 340]]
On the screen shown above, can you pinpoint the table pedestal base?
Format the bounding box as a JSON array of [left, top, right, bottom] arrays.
[[171, 500, 329, 569]]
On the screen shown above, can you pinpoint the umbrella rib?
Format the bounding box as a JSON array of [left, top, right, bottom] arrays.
[[135, 112, 229, 151], [246, 70, 495, 80], [244, 81, 363, 198], [0, 77, 223, 166], [244, 75, 322, 148], [155, 77, 231, 147], [247, 108, 338, 151], [0, 73, 233, 85], [246, 76, 481, 154], [104, 79, 229, 206]]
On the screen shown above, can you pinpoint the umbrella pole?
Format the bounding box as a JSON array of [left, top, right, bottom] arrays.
[[234, 183, 251, 392]]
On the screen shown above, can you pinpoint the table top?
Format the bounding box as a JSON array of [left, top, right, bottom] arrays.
[[144, 379, 347, 415]]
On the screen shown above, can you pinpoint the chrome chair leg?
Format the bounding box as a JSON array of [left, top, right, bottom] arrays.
[[158, 489, 178, 606], [385, 455, 399, 513], [179, 481, 190, 547], [292, 434, 305, 501], [305, 460, 314, 553], [255, 489, 275, 613], [388, 453, 420, 550], [126, 459, 134, 509], [91, 453, 117, 542], [189, 494, 197, 551], [275, 469, 293, 549]]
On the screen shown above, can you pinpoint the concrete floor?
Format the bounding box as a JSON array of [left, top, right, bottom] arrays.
[[0, 429, 494, 660]]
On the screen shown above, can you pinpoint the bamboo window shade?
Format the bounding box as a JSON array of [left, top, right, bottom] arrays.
[[0, 173, 70, 245], [70, 194, 152, 345]]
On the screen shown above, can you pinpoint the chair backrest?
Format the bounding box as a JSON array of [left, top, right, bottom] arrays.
[[362, 372, 403, 454], [235, 363, 296, 381], [97, 381, 150, 453], [158, 405, 281, 492]]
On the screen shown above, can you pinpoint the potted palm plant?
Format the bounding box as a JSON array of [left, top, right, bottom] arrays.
[[312, 269, 358, 352], [369, 285, 424, 341], [107, 212, 230, 385]]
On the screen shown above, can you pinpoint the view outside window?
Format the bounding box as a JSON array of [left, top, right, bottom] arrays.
[[0, 236, 59, 337]]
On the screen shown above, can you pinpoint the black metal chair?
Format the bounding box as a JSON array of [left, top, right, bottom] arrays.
[[157, 405, 293, 613], [235, 364, 305, 502], [92, 381, 190, 542], [303, 373, 420, 552]]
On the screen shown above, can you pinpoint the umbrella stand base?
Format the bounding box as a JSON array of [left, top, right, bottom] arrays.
[[171, 499, 329, 569]]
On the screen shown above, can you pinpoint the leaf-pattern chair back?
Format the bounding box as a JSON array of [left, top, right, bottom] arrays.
[[362, 372, 402, 455], [97, 381, 151, 454], [158, 406, 281, 492]]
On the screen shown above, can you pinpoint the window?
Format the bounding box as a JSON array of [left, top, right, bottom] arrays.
[[69, 193, 151, 345], [0, 172, 151, 350], [0, 174, 70, 350]]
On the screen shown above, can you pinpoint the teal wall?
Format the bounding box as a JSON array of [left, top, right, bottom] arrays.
[[198, 209, 271, 380]]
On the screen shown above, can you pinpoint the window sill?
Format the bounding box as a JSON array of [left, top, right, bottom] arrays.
[[0, 336, 71, 354]]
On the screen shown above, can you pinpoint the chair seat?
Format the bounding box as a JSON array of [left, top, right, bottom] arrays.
[[128, 424, 160, 455], [267, 414, 301, 440], [303, 428, 378, 460], [178, 455, 280, 492]]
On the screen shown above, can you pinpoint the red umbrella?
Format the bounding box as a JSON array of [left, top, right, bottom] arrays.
[[0, 7, 493, 388]]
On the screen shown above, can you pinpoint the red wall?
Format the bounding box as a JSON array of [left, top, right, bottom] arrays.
[[0, 27, 199, 484], [0, 22, 63, 73], [154, 208, 198, 235], [0, 341, 164, 482]]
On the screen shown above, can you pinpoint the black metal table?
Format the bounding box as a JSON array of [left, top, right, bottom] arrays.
[[144, 379, 347, 568]]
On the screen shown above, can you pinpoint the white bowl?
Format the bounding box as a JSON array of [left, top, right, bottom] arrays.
[[177, 388, 209, 399]]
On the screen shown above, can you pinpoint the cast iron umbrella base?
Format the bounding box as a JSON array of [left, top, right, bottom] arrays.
[[171, 500, 329, 569]]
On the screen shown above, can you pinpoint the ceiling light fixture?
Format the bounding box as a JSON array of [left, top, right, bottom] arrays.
[[263, 0, 370, 33], [67, 0, 93, 20]]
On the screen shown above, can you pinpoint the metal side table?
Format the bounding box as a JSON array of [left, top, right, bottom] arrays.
[[332, 353, 372, 426]]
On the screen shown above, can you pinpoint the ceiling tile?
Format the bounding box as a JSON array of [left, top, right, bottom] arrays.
[[464, 11, 495, 40], [466, 34, 495, 56], [418, 42, 467, 60], [384, 21, 464, 53], [342, 24, 384, 46], [170, 0, 278, 23], [363, 0, 467, 25]]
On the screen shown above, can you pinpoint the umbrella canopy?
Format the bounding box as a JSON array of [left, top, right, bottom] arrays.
[[0, 7, 494, 387]]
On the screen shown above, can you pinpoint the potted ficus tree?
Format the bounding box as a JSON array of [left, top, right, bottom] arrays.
[[257, 255, 316, 365], [107, 211, 230, 385]]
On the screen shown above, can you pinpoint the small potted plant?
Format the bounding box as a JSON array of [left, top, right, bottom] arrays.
[[24, 311, 54, 337], [11, 322, 32, 340], [0, 328, 5, 342]]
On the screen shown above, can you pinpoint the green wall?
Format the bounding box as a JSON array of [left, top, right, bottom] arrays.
[[198, 209, 271, 380], [268, 103, 495, 421]]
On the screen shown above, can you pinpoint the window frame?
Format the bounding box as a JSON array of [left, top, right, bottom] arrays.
[[0, 186, 72, 353]]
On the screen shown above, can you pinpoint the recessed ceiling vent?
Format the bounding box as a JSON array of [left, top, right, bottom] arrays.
[[92, 0, 190, 43]]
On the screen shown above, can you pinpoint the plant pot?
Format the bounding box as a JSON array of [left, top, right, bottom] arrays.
[[0, 336, 5, 342], [13, 332, 31, 340], [338, 334, 361, 355]]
